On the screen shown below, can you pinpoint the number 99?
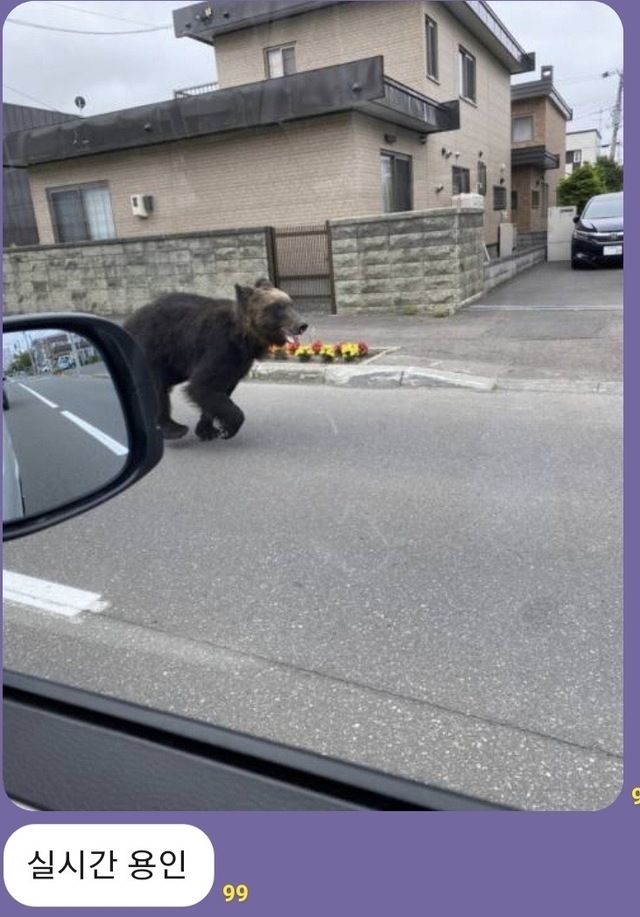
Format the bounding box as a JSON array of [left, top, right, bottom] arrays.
[[632, 786, 640, 805], [223, 884, 249, 902]]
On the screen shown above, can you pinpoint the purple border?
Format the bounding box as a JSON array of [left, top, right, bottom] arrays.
[[1, 1, 633, 914]]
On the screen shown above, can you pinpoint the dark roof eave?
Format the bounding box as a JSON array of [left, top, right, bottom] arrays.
[[173, 1, 344, 44], [511, 82, 573, 120], [445, 1, 535, 74], [3, 58, 459, 167]]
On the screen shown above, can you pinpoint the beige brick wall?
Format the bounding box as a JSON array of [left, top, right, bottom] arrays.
[[544, 99, 568, 206], [29, 114, 375, 242]]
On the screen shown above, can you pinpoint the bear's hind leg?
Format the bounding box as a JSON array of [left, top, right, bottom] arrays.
[[154, 378, 188, 440]]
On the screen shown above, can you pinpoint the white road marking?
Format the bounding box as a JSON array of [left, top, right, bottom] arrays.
[[60, 411, 129, 456], [17, 383, 58, 409], [3, 570, 109, 618]]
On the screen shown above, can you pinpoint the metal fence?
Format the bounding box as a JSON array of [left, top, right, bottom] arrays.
[[269, 223, 335, 313]]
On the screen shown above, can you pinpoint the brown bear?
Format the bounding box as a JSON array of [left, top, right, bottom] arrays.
[[124, 279, 307, 441]]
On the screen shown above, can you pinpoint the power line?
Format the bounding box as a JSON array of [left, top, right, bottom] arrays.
[[6, 17, 171, 35], [3, 83, 69, 113], [46, 2, 159, 27], [555, 71, 621, 86]]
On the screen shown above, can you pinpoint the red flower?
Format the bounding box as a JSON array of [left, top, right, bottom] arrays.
[[334, 341, 344, 355], [311, 339, 323, 355], [285, 337, 300, 355], [357, 341, 369, 357]]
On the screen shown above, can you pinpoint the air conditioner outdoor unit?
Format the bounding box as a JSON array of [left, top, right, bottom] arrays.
[[131, 194, 153, 218]]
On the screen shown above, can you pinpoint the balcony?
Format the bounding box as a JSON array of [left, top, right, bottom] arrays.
[[511, 146, 560, 170]]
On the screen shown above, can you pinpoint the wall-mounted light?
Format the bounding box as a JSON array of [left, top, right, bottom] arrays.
[[384, 133, 397, 144], [478, 151, 484, 158], [500, 163, 506, 173], [500, 177, 506, 185], [454, 151, 460, 159], [441, 146, 452, 158], [435, 184, 444, 193], [419, 134, 428, 145]]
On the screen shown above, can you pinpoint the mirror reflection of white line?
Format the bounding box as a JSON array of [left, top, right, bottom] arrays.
[[3, 570, 109, 617], [60, 411, 129, 456], [16, 383, 58, 409]]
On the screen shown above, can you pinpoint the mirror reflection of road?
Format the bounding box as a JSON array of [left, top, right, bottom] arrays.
[[3, 370, 128, 517], [3, 380, 622, 811]]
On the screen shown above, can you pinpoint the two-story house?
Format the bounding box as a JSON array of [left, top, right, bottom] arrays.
[[510, 65, 572, 238], [5, 1, 534, 251], [565, 128, 603, 175]]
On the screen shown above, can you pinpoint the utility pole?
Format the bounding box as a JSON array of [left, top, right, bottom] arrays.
[[603, 69, 623, 162]]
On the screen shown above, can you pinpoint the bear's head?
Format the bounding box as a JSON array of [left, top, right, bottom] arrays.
[[235, 279, 308, 350]]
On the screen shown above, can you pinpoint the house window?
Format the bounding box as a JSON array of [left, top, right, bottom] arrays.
[[493, 185, 507, 211], [381, 152, 412, 213], [512, 116, 534, 142], [531, 189, 540, 209], [459, 47, 476, 102], [511, 190, 518, 211], [477, 161, 487, 196], [452, 166, 470, 195], [48, 183, 116, 243], [265, 44, 296, 78], [425, 16, 438, 80]]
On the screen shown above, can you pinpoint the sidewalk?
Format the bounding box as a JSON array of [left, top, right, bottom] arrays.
[[251, 264, 623, 394]]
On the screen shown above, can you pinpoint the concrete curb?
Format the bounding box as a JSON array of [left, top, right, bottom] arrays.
[[250, 362, 497, 391], [249, 361, 621, 394], [496, 378, 623, 395]]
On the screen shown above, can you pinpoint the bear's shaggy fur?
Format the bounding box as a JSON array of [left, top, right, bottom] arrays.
[[124, 279, 307, 441]]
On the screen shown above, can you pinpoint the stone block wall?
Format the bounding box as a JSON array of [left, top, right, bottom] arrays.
[[329, 207, 485, 315], [2, 228, 271, 316]]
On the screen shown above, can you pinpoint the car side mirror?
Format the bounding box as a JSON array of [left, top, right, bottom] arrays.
[[3, 314, 163, 541]]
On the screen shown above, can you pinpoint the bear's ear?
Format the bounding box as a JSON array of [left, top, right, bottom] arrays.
[[235, 284, 254, 307], [254, 277, 273, 290]]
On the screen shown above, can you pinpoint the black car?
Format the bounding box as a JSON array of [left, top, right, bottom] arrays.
[[571, 191, 623, 269]]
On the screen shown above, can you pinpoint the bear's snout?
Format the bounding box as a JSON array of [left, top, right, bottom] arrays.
[[297, 323, 309, 335]]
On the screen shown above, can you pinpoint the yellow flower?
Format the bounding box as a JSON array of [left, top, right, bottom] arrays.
[[341, 342, 360, 361], [295, 345, 314, 362], [319, 344, 336, 362]]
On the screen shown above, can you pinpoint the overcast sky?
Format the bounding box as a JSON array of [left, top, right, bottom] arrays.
[[1, 1, 625, 157]]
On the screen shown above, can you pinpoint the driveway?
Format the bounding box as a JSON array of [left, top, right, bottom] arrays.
[[301, 262, 623, 388], [476, 261, 623, 309]]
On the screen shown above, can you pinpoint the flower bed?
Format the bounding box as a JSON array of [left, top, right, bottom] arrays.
[[267, 340, 370, 363]]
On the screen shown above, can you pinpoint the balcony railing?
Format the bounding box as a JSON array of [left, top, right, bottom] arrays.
[[174, 82, 219, 98]]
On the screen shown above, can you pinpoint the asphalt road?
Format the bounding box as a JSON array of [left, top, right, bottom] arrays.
[[3, 374, 128, 518], [2, 381, 622, 811]]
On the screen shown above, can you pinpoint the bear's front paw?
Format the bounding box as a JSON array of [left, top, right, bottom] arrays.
[[195, 418, 219, 441]]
